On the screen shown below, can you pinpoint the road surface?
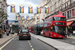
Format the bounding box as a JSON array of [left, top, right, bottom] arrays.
[[1, 36, 55, 50]]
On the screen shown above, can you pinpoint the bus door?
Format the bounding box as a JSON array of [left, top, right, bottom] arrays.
[[43, 27, 49, 36], [43, 23, 49, 36]]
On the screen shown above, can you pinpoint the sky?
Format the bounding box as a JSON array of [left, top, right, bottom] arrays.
[[7, 0, 42, 20]]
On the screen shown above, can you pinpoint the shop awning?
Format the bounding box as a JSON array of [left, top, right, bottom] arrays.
[[67, 21, 74, 26]]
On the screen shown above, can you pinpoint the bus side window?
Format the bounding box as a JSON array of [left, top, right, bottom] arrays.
[[51, 18, 53, 21], [50, 18, 53, 24], [47, 28, 49, 31], [44, 28, 46, 31], [44, 28, 49, 31], [51, 26, 55, 32]]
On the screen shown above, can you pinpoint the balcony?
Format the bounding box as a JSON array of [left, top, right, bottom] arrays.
[[62, 1, 75, 11]]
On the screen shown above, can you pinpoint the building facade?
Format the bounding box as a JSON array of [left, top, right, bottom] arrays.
[[0, 0, 8, 30], [0, 0, 8, 13], [33, 0, 75, 34], [34, 0, 51, 24]]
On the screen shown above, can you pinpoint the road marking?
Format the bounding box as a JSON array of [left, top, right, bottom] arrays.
[[32, 48, 34, 50], [28, 40, 34, 50], [28, 40, 32, 47], [0, 36, 16, 50]]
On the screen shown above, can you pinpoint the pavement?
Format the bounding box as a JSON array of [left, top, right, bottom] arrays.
[[31, 33, 75, 50], [67, 35, 75, 39], [0, 33, 17, 45]]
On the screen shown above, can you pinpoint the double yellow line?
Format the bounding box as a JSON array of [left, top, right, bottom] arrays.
[[28, 40, 34, 50], [0, 36, 16, 50]]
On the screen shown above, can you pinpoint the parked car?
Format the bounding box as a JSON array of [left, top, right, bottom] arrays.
[[19, 29, 31, 40]]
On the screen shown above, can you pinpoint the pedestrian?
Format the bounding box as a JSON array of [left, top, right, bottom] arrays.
[[7, 31, 9, 36], [67, 31, 70, 36], [5, 30, 6, 35], [70, 30, 73, 35], [3, 30, 5, 34]]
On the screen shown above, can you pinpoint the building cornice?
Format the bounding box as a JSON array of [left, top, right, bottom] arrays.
[[40, 0, 51, 8]]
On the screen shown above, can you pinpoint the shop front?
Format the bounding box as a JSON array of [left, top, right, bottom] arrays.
[[67, 21, 75, 35]]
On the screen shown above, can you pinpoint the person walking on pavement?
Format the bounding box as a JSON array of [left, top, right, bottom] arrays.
[[70, 30, 73, 36], [7, 30, 9, 36], [5, 30, 6, 35], [3, 30, 5, 34]]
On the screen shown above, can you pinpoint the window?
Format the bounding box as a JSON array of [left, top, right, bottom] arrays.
[[38, 23, 43, 27], [69, 10, 71, 18], [50, 18, 53, 24], [44, 24, 48, 27], [44, 28, 49, 31], [53, 17, 66, 21], [70, 0, 72, 5], [21, 29, 29, 33], [4, 0, 6, 2], [72, 9, 75, 17], [44, 19, 49, 23], [67, 11, 69, 18], [67, 10, 71, 18], [55, 22, 66, 25], [51, 26, 66, 36], [64, 12, 66, 17]]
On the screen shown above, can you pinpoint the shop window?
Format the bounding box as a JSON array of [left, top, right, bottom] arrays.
[[72, 23, 75, 26]]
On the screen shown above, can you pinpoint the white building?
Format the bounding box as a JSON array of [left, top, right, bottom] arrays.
[[0, 0, 8, 13], [34, 0, 75, 34], [0, 0, 8, 30], [33, 0, 50, 24]]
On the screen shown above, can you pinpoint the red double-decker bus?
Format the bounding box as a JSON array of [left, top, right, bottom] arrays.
[[28, 26, 34, 33], [43, 14, 67, 38]]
